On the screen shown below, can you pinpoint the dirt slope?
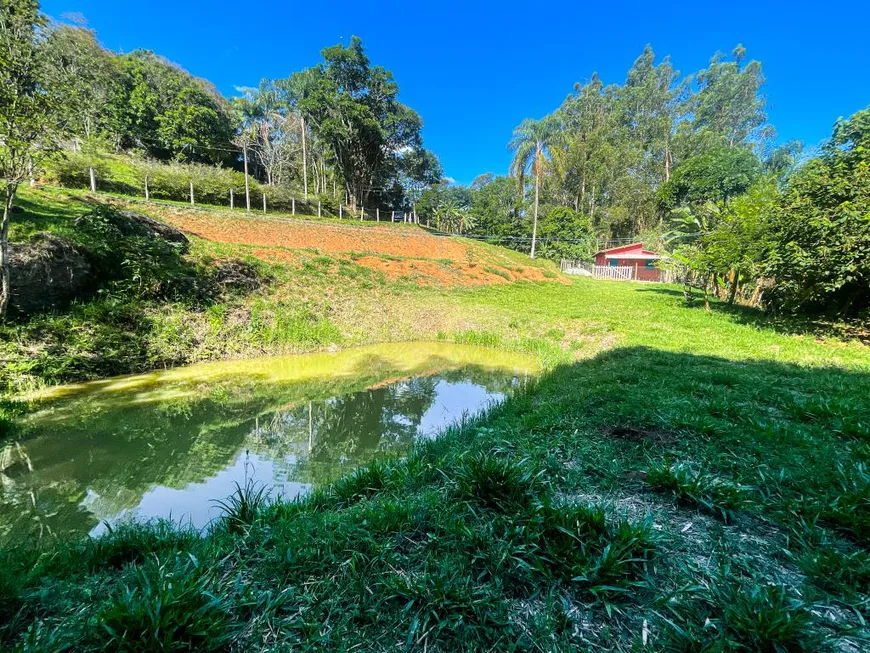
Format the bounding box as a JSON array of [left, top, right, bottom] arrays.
[[142, 204, 567, 288]]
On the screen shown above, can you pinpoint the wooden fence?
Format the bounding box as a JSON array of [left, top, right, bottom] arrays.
[[593, 265, 635, 280], [560, 259, 675, 283]]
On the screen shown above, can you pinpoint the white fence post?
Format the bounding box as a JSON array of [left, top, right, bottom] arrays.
[[339, 204, 343, 219], [89, 167, 96, 192], [189, 181, 194, 206], [292, 198, 295, 215], [229, 188, 233, 209], [144, 175, 150, 201], [376, 208, 379, 222], [318, 201, 321, 218], [263, 193, 267, 213], [360, 207, 364, 221]]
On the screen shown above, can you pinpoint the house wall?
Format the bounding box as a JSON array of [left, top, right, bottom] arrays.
[[634, 265, 661, 282]]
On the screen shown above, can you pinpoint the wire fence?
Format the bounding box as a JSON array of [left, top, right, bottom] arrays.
[[71, 164, 647, 249], [76, 165, 422, 224]]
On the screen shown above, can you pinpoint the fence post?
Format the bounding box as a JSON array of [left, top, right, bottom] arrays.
[[263, 193, 267, 213], [376, 208, 379, 222], [391, 210, 395, 222], [339, 204, 342, 219], [292, 198, 295, 215], [360, 207, 364, 221], [144, 175, 150, 201], [89, 167, 96, 192], [189, 181, 194, 206], [318, 201, 321, 218], [229, 188, 233, 210]]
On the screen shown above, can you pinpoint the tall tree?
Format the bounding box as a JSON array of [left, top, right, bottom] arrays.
[[509, 116, 559, 258], [691, 45, 772, 150], [299, 37, 425, 209], [0, 0, 58, 317], [233, 80, 299, 186], [659, 146, 762, 210], [619, 45, 683, 182], [397, 148, 443, 217]]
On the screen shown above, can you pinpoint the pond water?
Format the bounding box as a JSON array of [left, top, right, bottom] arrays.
[[0, 342, 537, 546]]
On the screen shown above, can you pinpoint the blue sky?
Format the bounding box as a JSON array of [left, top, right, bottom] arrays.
[[41, 0, 870, 185]]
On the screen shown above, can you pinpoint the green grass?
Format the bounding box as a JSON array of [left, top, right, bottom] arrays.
[[2, 187, 870, 649]]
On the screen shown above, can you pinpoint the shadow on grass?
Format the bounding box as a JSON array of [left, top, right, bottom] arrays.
[[1, 345, 869, 649]]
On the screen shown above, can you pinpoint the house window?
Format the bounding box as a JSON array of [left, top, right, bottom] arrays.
[[609, 259, 618, 267], [645, 260, 656, 269]]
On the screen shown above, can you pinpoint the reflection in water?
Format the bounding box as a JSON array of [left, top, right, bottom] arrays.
[[1, 343, 536, 545]]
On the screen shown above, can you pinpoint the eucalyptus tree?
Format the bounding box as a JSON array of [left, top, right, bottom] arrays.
[[509, 116, 560, 258], [397, 148, 443, 216], [619, 45, 684, 182], [690, 45, 772, 151], [0, 0, 59, 317], [551, 74, 618, 215]]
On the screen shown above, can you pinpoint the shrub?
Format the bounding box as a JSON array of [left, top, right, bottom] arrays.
[[213, 478, 271, 533], [453, 453, 541, 512], [97, 555, 230, 652], [662, 577, 819, 652]]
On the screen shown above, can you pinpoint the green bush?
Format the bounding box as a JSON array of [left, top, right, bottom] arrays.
[[97, 555, 231, 652]]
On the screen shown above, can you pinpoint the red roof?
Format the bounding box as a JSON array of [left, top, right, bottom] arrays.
[[594, 242, 660, 258]]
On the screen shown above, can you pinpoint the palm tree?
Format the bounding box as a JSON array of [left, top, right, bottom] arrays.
[[509, 117, 559, 258]]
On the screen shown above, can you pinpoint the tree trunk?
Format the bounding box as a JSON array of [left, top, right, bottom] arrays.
[[0, 185, 15, 319], [301, 116, 309, 200], [703, 277, 711, 312], [243, 148, 251, 212], [530, 169, 540, 259], [749, 282, 762, 307], [728, 269, 740, 305]]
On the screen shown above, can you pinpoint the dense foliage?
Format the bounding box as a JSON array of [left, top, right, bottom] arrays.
[[35, 14, 438, 211], [766, 109, 870, 316]]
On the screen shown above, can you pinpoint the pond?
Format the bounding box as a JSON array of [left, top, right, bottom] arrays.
[[0, 342, 537, 546]]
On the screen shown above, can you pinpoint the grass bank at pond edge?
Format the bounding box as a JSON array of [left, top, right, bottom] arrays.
[[2, 344, 869, 650], [1, 187, 566, 395]]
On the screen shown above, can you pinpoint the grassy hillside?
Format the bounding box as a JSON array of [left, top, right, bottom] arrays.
[[1, 187, 562, 393], [2, 186, 870, 650]]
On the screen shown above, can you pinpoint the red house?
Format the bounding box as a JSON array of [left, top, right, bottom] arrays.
[[593, 243, 663, 282]]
